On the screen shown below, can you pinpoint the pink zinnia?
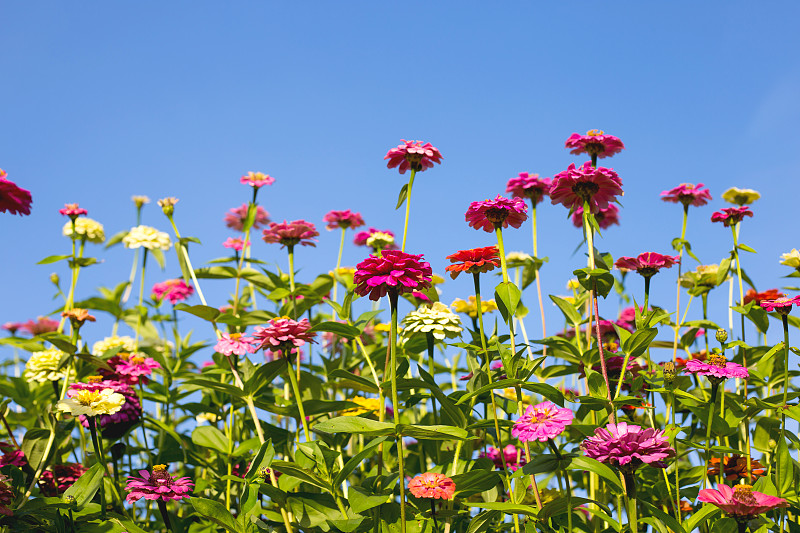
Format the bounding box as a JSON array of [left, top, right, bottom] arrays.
[[550, 162, 623, 215], [21, 317, 59, 336], [0, 444, 26, 468], [39, 463, 87, 497], [2, 322, 24, 335], [125, 465, 194, 503], [505, 173, 552, 205], [759, 295, 800, 314], [698, 484, 787, 521], [512, 401, 574, 443], [262, 220, 319, 248], [354, 250, 432, 301], [253, 318, 316, 356], [223, 237, 249, 252], [384, 140, 443, 174], [581, 422, 675, 472], [152, 279, 194, 305], [240, 171, 275, 188], [323, 210, 365, 230], [711, 206, 753, 227], [685, 354, 749, 382], [564, 130, 625, 159], [0, 171, 33, 216], [407, 472, 455, 500], [571, 203, 620, 230], [660, 183, 712, 207], [465, 195, 528, 233], [615, 252, 680, 278], [224, 203, 270, 232], [59, 203, 88, 217], [114, 355, 161, 385], [353, 227, 398, 250], [215, 332, 257, 356], [480, 444, 526, 472]]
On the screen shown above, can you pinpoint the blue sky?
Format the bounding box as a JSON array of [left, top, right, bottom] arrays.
[[2, 2, 800, 361]]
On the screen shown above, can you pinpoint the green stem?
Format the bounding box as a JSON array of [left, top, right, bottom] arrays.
[[670, 388, 681, 523], [88, 417, 108, 519], [135, 249, 148, 349], [157, 499, 175, 533], [779, 313, 790, 533], [388, 291, 408, 533], [530, 204, 548, 360], [426, 332, 439, 426], [401, 170, 416, 252], [671, 205, 689, 362], [286, 352, 311, 442], [288, 245, 297, 319], [703, 382, 719, 489], [623, 472, 638, 533], [332, 227, 346, 318]]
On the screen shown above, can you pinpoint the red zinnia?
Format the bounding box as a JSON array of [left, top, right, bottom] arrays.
[[550, 162, 623, 215], [711, 206, 753, 227], [660, 183, 712, 207], [262, 220, 319, 248], [384, 140, 443, 174], [408, 472, 455, 500], [615, 252, 680, 278], [564, 130, 625, 159], [354, 250, 432, 301], [445, 246, 500, 279], [0, 171, 33, 216], [465, 196, 528, 232], [571, 203, 620, 230], [505, 173, 552, 205], [323, 209, 365, 231], [743, 288, 785, 305]]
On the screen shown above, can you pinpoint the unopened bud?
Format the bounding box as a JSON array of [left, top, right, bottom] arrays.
[[63, 495, 77, 508], [663, 362, 677, 383], [715, 329, 728, 343], [49, 273, 60, 285], [257, 467, 271, 480]]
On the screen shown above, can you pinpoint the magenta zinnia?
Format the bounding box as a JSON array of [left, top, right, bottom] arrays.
[[615, 252, 680, 278], [465, 195, 528, 232], [571, 203, 620, 229], [660, 183, 712, 207], [224, 203, 270, 231], [0, 171, 33, 216], [512, 401, 574, 442], [125, 464, 194, 503], [581, 422, 674, 472], [223, 237, 249, 252], [323, 209, 365, 230], [505, 173, 552, 205], [384, 139, 443, 174], [550, 162, 623, 214], [113, 354, 161, 385], [481, 444, 526, 472], [253, 318, 316, 356], [711, 206, 753, 227], [759, 295, 800, 314], [685, 353, 749, 382], [152, 279, 194, 305], [59, 203, 88, 217], [564, 129, 625, 159], [407, 472, 456, 500], [354, 250, 432, 301], [262, 220, 319, 248], [698, 484, 787, 522]]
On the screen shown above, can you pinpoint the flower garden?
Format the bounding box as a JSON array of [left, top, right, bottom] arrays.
[[1, 133, 799, 533]]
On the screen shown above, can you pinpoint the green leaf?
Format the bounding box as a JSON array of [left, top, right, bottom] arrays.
[[63, 463, 104, 508], [243, 359, 287, 396], [151, 247, 166, 269], [623, 327, 658, 359], [777, 436, 793, 494], [189, 497, 239, 531], [396, 424, 468, 441], [37, 254, 72, 265], [328, 369, 379, 393], [21, 428, 52, 472], [494, 281, 521, 321], [192, 426, 229, 455], [738, 243, 757, 253], [574, 267, 615, 298], [184, 378, 245, 398], [462, 501, 538, 517], [465, 510, 502, 533], [39, 332, 77, 354], [245, 440, 275, 482], [539, 496, 601, 522], [313, 416, 395, 436], [395, 183, 409, 209], [271, 460, 331, 491], [549, 295, 581, 326], [569, 456, 622, 491], [348, 485, 392, 514], [451, 470, 502, 497], [334, 436, 389, 486], [682, 504, 720, 533], [309, 321, 361, 339], [174, 304, 220, 322]]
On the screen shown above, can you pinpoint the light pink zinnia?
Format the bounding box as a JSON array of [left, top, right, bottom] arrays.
[[240, 172, 275, 188], [223, 237, 249, 252], [512, 401, 574, 442], [660, 183, 712, 207], [480, 444, 526, 472], [125, 465, 194, 503], [759, 295, 800, 314], [323, 209, 365, 231], [407, 472, 455, 500], [550, 162, 623, 215], [564, 130, 625, 159], [59, 203, 88, 217], [224, 203, 270, 231], [505, 173, 552, 205], [685, 354, 749, 382], [581, 422, 675, 472], [571, 203, 620, 230], [615, 252, 680, 278], [465, 195, 528, 232], [21, 317, 59, 336], [354, 250, 433, 301], [384, 140, 443, 174], [0, 172, 33, 216], [711, 206, 753, 227], [152, 279, 194, 305], [253, 318, 317, 356], [698, 484, 787, 521], [262, 220, 319, 248], [215, 332, 257, 356]]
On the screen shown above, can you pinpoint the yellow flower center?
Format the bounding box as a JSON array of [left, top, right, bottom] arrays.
[[153, 464, 167, 472], [709, 354, 727, 368], [733, 484, 756, 504], [229, 333, 242, 341], [74, 390, 103, 406], [131, 356, 145, 365], [587, 129, 605, 136], [86, 376, 103, 383]]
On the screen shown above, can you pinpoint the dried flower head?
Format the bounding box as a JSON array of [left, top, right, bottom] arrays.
[[384, 140, 443, 174]]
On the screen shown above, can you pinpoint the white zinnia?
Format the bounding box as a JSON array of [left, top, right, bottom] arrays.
[[58, 388, 125, 417], [62, 217, 106, 244], [402, 302, 463, 342], [122, 225, 171, 251], [91, 335, 136, 356], [24, 349, 71, 383]]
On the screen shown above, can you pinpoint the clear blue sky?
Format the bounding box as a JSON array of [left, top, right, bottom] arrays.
[[3, 2, 800, 360]]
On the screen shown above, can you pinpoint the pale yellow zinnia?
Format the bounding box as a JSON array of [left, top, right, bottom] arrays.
[[57, 388, 125, 417], [341, 396, 382, 416], [62, 217, 105, 244], [451, 296, 498, 318], [24, 349, 71, 383], [721, 187, 760, 206], [780, 249, 800, 270], [122, 225, 171, 251], [91, 335, 136, 356], [401, 302, 462, 342]]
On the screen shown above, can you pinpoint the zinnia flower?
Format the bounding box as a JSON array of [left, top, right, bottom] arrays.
[[384, 140, 443, 174], [152, 279, 194, 305], [224, 203, 270, 231], [780, 249, 800, 270], [62, 217, 106, 244], [0, 172, 32, 216], [223, 237, 249, 252], [465, 196, 528, 232], [550, 162, 623, 215], [680, 264, 725, 295], [340, 396, 382, 416], [123, 225, 171, 250], [707, 455, 766, 482], [0, 443, 26, 468], [132, 195, 150, 208], [21, 317, 59, 336], [571, 203, 620, 229], [582, 423, 674, 472], [451, 297, 498, 318], [407, 472, 455, 500], [59, 203, 88, 217], [660, 183, 712, 207], [215, 332, 257, 356], [24, 349, 71, 383], [480, 445, 526, 472], [39, 463, 87, 497], [112, 354, 161, 385], [365, 232, 395, 252], [401, 302, 462, 342], [354, 250, 432, 301], [57, 387, 126, 417], [68, 379, 142, 436], [241, 171, 275, 188], [92, 336, 137, 356], [157, 197, 179, 216], [262, 220, 319, 248], [565, 130, 625, 159], [744, 289, 785, 305], [125, 464, 194, 503], [323, 210, 365, 230], [721, 187, 760, 206], [253, 317, 316, 356], [512, 401, 574, 442], [505, 173, 552, 205], [698, 484, 787, 521], [711, 206, 753, 227], [354, 227, 395, 246], [0, 474, 13, 516], [615, 252, 680, 278], [445, 246, 500, 279], [685, 353, 749, 382], [760, 295, 800, 314]]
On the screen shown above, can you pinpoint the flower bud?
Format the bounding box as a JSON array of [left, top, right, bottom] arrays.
[[715, 329, 728, 343], [157, 197, 179, 216], [63, 494, 77, 509], [257, 467, 271, 480], [663, 362, 677, 384], [132, 195, 150, 208], [49, 272, 60, 285]]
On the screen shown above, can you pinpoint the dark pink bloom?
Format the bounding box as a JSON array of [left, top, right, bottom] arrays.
[[660, 183, 712, 207], [571, 203, 620, 230], [0, 474, 12, 516], [759, 295, 800, 314], [465, 195, 528, 232], [69, 380, 142, 438], [262, 220, 319, 248], [323, 210, 365, 230], [152, 279, 194, 305], [564, 130, 625, 159], [505, 173, 552, 205], [125, 465, 194, 503], [480, 444, 526, 471], [354, 250, 432, 301], [59, 203, 88, 217], [21, 317, 59, 336], [253, 318, 316, 356], [711, 206, 753, 227], [698, 484, 787, 521], [224, 203, 270, 231], [581, 422, 675, 472], [512, 401, 574, 442], [685, 354, 749, 382], [407, 472, 455, 500], [240, 172, 275, 188], [615, 252, 680, 278], [550, 162, 623, 215], [39, 463, 87, 496], [384, 140, 443, 174], [2, 322, 24, 335], [223, 237, 249, 252], [215, 332, 257, 356], [0, 171, 32, 216], [0, 444, 25, 468], [114, 355, 161, 385]]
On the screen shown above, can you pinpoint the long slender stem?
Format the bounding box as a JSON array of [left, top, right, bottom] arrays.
[[623, 472, 638, 533], [286, 352, 311, 442], [778, 313, 790, 533], [332, 227, 346, 318], [88, 417, 108, 519], [531, 204, 547, 361], [703, 382, 719, 489], [671, 206, 689, 363], [401, 170, 416, 252], [426, 332, 439, 426], [135, 250, 148, 349], [288, 245, 297, 320], [388, 291, 408, 533]]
